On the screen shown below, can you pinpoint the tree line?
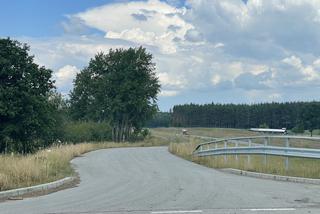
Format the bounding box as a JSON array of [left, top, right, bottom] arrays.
[[170, 102, 320, 135], [0, 38, 160, 153]]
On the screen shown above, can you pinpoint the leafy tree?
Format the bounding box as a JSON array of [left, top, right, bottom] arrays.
[[47, 91, 70, 142], [0, 38, 55, 153], [70, 47, 160, 142]]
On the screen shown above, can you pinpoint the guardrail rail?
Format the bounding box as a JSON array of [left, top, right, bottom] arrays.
[[193, 135, 320, 169]]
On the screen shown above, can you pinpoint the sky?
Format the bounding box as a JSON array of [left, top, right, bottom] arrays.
[[1, 0, 320, 111]]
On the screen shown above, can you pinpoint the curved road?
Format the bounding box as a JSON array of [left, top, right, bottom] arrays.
[[1, 147, 320, 214]]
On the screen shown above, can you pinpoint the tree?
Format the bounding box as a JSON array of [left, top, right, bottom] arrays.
[[171, 101, 320, 131], [146, 112, 172, 127], [292, 122, 304, 134], [0, 38, 55, 153], [70, 47, 160, 142], [302, 102, 320, 137]]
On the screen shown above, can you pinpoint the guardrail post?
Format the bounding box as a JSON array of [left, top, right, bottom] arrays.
[[224, 140, 227, 163], [264, 137, 268, 146], [235, 141, 239, 161], [247, 139, 252, 165], [285, 138, 289, 171], [263, 137, 268, 166]]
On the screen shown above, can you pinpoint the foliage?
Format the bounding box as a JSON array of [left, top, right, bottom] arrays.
[[302, 102, 320, 136], [146, 112, 172, 127], [259, 123, 269, 128], [292, 123, 305, 134], [70, 47, 160, 142], [171, 102, 320, 130], [61, 121, 112, 143], [0, 38, 56, 153]]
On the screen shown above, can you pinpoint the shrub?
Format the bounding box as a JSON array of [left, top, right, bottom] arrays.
[[292, 123, 305, 134], [61, 121, 112, 143], [259, 123, 269, 128]]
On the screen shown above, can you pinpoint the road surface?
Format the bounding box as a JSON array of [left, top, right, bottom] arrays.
[[1, 147, 320, 214]]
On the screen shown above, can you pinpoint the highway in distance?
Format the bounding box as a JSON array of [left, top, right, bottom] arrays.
[[1, 147, 320, 214]]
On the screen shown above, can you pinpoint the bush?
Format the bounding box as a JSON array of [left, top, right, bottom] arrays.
[[61, 121, 112, 143], [259, 123, 269, 128], [129, 128, 151, 141], [292, 123, 305, 134]]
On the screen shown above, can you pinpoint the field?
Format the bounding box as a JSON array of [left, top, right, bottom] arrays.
[[160, 127, 320, 179], [151, 127, 259, 138], [0, 136, 169, 191]]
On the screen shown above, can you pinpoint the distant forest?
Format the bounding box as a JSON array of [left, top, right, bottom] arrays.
[[148, 102, 320, 133]]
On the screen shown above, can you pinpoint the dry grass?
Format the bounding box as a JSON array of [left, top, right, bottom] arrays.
[[0, 136, 168, 191], [195, 155, 320, 179]]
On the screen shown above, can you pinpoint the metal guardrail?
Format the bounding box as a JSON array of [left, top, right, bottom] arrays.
[[194, 135, 320, 152], [193, 135, 320, 169], [196, 146, 320, 158]]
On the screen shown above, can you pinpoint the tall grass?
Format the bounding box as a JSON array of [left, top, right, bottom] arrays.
[[0, 136, 169, 191]]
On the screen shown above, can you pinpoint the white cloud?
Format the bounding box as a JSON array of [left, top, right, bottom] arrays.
[[53, 65, 80, 92], [211, 74, 221, 85], [159, 90, 179, 97], [282, 55, 320, 81], [214, 43, 224, 49], [19, 0, 320, 109], [158, 72, 187, 89], [282, 56, 303, 69], [74, 0, 193, 53]]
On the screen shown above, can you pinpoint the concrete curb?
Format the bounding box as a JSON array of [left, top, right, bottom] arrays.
[[221, 168, 320, 185], [0, 176, 76, 200]]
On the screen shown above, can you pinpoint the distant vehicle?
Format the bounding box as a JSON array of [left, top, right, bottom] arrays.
[[182, 129, 188, 135], [249, 128, 287, 135]]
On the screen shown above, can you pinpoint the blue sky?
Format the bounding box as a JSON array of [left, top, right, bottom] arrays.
[[0, 0, 112, 37], [1, 0, 320, 111]]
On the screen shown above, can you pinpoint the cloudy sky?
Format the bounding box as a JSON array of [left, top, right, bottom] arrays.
[[1, 0, 320, 111]]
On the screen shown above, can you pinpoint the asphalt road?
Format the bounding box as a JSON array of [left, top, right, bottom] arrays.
[[1, 147, 320, 214]]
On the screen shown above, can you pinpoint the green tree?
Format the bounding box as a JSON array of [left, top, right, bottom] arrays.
[[302, 102, 320, 137], [70, 47, 160, 142], [0, 38, 55, 153], [291, 122, 304, 134], [146, 112, 172, 127]]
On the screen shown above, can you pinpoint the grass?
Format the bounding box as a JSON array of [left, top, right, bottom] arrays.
[[151, 127, 259, 139], [165, 127, 320, 179], [0, 136, 169, 191]]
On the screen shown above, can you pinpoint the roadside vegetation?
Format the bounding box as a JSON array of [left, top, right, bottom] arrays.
[[2, 36, 320, 191], [0, 38, 160, 154], [0, 136, 168, 191], [165, 127, 320, 179], [0, 38, 163, 191]]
